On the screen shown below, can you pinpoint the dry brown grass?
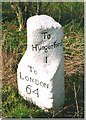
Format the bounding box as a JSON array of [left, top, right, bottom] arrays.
[[2, 24, 84, 118]]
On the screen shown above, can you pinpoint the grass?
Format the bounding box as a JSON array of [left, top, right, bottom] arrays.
[[2, 85, 51, 118], [1, 19, 84, 118]]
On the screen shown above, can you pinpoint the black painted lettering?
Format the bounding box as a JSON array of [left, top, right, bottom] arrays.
[[19, 72, 24, 80], [25, 76, 29, 81], [35, 79, 39, 85], [43, 83, 47, 88], [30, 77, 34, 82], [28, 65, 37, 75], [43, 83, 49, 89], [48, 44, 53, 49], [28, 65, 33, 72], [60, 41, 63, 46], [46, 57, 47, 63], [47, 34, 51, 39], [32, 88, 39, 97], [38, 46, 42, 51], [32, 44, 38, 51], [41, 31, 48, 39], [44, 46, 48, 53], [31, 40, 62, 53], [26, 85, 39, 97], [46, 84, 49, 89], [26, 85, 32, 94], [41, 46, 48, 53], [40, 81, 44, 87], [34, 70, 37, 75], [54, 41, 59, 48]]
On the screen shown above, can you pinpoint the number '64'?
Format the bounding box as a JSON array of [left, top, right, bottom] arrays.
[[26, 85, 39, 97]]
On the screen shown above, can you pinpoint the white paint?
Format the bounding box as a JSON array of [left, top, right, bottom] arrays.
[[17, 15, 64, 110]]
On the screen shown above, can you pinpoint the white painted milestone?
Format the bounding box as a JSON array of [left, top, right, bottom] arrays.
[[17, 15, 64, 110]]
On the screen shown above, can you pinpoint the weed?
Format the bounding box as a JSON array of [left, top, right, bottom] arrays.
[[2, 3, 84, 118]]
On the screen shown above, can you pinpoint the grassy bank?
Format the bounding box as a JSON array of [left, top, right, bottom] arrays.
[[2, 2, 84, 118]]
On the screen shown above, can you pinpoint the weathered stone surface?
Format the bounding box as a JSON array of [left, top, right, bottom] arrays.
[[17, 15, 64, 110]]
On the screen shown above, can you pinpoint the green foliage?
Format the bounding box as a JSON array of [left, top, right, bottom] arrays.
[[2, 85, 51, 118], [2, 22, 26, 53], [2, 3, 16, 22], [2, 2, 84, 118], [2, 2, 84, 31], [2, 22, 27, 71], [2, 80, 84, 118]]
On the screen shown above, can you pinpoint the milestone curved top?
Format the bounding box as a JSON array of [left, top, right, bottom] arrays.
[[27, 15, 62, 32]]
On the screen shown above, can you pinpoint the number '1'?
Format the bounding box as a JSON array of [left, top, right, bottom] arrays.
[[46, 57, 47, 63]]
